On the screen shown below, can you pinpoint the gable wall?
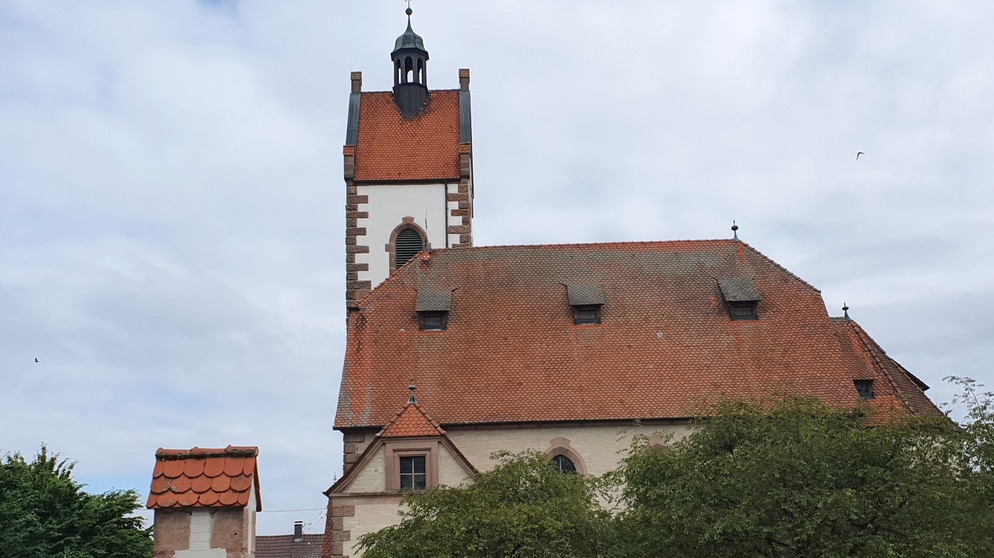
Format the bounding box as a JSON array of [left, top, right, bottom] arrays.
[[343, 445, 386, 493]]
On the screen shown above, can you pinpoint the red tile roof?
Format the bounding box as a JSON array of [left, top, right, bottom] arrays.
[[353, 90, 463, 182], [255, 534, 323, 558], [334, 241, 942, 430], [378, 402, 446, 438], [146, 446, 261, 511]]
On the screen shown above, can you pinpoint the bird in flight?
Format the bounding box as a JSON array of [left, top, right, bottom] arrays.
[[35, 357, 39, 363], [856, 151, 865, 160]]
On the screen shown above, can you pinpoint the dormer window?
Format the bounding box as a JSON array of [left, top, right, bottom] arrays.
[[566, 284, 604, 326], [729, 301, 758, 321], [419, 311, 447, 331], [417, 288, 451, 331], [854, 379, 875, 400], [573, 305, 600, 325], [718, 277, 762, 321]]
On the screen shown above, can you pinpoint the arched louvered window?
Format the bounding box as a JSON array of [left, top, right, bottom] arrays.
[[395, 228, 424, 270]]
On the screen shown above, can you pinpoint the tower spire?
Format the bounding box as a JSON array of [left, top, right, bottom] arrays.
[[391, 5, 429, 116]]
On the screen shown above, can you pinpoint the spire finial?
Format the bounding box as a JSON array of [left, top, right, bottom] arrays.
[[731, 220, 739, 241], [842, 302, 850, 321], [407, 378, 417, 404], [405, 0, 413, 17]]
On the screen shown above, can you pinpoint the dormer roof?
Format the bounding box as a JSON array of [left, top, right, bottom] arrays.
[[378, 402, 446, 438]]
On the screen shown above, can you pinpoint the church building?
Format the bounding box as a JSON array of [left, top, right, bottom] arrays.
[[321, 11, 942, 558]]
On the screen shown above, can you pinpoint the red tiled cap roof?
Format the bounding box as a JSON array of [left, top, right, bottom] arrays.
[[378, 402, 446, 438], [334, 240, 942, 429], [353, 90, 463, 182], [146, 446, 261, 511]]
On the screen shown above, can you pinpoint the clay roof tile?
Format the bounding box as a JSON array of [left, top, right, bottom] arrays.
[[353, 91, 463, 182], [335, 241, 941, 430], [146, 446, 260, 510]]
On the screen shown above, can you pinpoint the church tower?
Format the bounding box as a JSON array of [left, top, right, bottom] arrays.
[[343, 8, 474, 308]]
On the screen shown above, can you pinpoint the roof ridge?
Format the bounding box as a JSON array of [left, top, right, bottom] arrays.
[[733, 241, 822, 294], [155, 445, 259, 460], [470, 238, 737, 251]]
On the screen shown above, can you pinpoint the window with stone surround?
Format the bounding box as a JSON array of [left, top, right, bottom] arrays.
[[399, 455, 427, 490], [546, 437, 587, 476], [385, 441, 439, 491]]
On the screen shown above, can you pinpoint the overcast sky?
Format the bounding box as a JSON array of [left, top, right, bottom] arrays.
[[2, 0, 993, 536]]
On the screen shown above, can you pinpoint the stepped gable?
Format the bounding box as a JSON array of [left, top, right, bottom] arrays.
[[146, 445, 261, 510], [354, 90, 462, 182], [336, 240, 944, 429]]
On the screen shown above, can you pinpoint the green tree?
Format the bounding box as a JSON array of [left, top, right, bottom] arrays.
[[0, 446, 152, 558], [946, 376, 994, 552], [358, 450, 612, 558], [612, 397, 987, 558]]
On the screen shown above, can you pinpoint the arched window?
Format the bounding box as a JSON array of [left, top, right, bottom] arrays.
[[395, 228, 424, 270], [551, 454, 577, 474]]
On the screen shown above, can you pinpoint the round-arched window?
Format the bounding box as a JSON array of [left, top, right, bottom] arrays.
[[395, 228, 425, 270], [551, 454, 577, 474]]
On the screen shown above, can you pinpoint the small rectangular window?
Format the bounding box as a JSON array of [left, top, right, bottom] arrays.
[[420, 311, 447, 331], [573, 305, 601, 325], [399, 456, 427, 491], [854, 380, 875, 400], [729, 302, 758, 320]]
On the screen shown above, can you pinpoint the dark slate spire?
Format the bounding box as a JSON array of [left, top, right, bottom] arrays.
[[391, 7, 429, 117]]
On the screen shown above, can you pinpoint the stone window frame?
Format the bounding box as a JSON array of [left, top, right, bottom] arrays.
[[386, 217, 429, 272], [545, 437, 588, 476], [384, 440, 440, 491]]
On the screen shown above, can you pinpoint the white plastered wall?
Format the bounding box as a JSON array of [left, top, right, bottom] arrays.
[[174, 511, 226, 558], [445, 422, 693, 477], [357, 183, 450, 289]]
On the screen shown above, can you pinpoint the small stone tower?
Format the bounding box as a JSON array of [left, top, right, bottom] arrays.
[[343, 8, 474, 309], [147, 446, 262, 558]]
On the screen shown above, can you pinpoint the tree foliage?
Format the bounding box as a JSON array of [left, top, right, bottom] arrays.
[[357, 450, 612, 558], [0, 446, 152, 558], [613, 397, 988, 558], [357, 389, 994, 558]]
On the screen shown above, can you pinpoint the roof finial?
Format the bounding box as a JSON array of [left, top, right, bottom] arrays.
[[731, 220, 739, 241], [405, 0, 413, 17], [408, 378, 417, 404], [842, 302, 850, 321]]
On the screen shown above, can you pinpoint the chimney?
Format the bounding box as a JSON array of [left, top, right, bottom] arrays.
[[293, 521, 303, 542]]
